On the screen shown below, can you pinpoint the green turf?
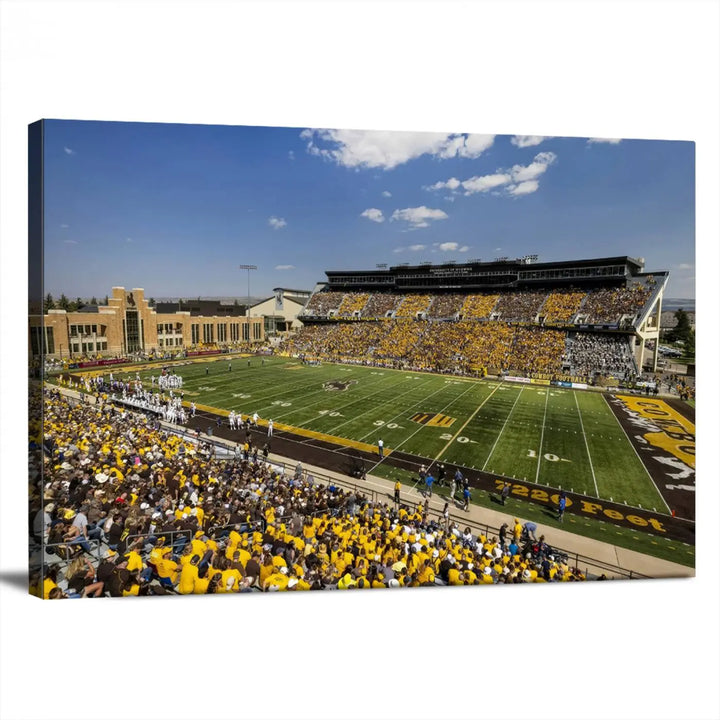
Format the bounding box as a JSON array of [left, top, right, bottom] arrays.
[[368, 466, 694, 569], [119, 356, 671, 511]]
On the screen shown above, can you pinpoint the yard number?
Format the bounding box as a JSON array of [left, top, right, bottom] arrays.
[[526, 449, 563, 462]]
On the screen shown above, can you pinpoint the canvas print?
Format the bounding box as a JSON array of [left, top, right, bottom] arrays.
[[28, 121, 695, 599]]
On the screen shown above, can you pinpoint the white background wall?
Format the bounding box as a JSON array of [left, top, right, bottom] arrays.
[[1, 3, 718, 719]]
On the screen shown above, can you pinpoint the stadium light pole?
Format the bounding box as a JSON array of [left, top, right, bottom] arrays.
[[239, 264, 257, 317]]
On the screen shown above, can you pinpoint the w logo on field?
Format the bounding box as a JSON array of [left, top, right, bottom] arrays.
[[323, 379, 358, 392], [411, 412, 456, 427]]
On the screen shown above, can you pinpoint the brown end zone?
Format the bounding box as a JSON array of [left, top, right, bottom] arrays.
[[604, 394, 695, 522]]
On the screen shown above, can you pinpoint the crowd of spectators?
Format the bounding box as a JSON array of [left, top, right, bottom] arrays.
[[579, 284, 653, 324], [302, 291, 346, 316], [460, 294, 500, 319], [302, 285, 656, 327], [32, 388, 589, 598], [337, 293, 369, 317], [360, 293, 403, 318], [281, 321, 567, 376], [426, 294, 465, 319], [540, 291, 587, 323], [563, 333, 637, 380], [494, 291, 547, 322], [394, 294, 431, 317]]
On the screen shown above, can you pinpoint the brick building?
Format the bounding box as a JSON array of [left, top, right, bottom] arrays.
[[29, 286, 264, 359]]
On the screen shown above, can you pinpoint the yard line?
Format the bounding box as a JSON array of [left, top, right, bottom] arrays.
[[431, 381, 505, 467], [534, 387, 550, 484], [601, 394, 672, 513], [321, 375, 441, 435], [257, 367, 393, 418], [354, 378, 461, 442], [481, 386, 524, 471], [367, 381, 480, 473], [573, 390, 599, 497]]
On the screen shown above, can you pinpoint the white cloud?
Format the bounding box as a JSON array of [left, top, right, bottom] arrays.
[[63, 146, 75, 155], [63, 240, 78, 244], [507, 180, 540, 195], [268, 216, 287, 230], [510, 151, 556, 182], [392, 247, 405, 253], [408, 244, 426, 251], [494, 247, 502, 251], [587, 137, 622, 144], [275, 264, 295, 270], [461, 173, 512, 194], [677, 263, 694, 270], [288, 150, 295, 160], [391, 206, 448, 229], [511, 136, 548, 148], [300, 129, 495, 170], [382, 190, 392, 198], [438, 242, 458, 251], [60, 223, 69, 229], [360, 208, 384, 223], [126, 237, 133, 243], [459, 245, 470, 252], [427, 151, 557, 199]]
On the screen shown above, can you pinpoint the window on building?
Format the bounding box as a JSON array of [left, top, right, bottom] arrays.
[[191, 324, 200, 344], [203, 323, 214, 343], [253, 323, 261, 340], [242, 323, 249, 341]]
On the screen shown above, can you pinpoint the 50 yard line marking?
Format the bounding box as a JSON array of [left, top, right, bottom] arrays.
[[535, 387, 550, 484], [574, 390, 599, 497], [482, 386, 524, 471]]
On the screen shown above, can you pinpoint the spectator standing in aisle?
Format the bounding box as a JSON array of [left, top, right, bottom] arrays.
[[557, 491, 567, 522], [394, 479, 401, 505], [462, 485, 471, 511], [501, 481, 511, 506]]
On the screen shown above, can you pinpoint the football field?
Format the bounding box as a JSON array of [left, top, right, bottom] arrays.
[[128, 356, 669, 511]]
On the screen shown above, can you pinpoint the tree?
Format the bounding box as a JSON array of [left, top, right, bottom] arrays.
[[43, 293, 54, 312], [57, 293, 70, 311], [149, 297, 156, 307], [104, 295, 109, 305], [684, 327, 695, 359], [90, 296, 98, 305], [669, 308, 692, 345]]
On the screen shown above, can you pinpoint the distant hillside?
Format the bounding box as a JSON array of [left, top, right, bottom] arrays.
[[663, 298, 695, 312]]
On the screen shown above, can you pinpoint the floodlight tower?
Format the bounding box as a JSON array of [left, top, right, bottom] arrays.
[[239, 264, 257, 317]]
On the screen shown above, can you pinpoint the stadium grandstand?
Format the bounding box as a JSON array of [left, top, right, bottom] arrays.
[[288, 255, 667, 385]]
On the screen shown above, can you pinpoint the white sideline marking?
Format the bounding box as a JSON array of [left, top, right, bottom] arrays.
[[574, 391, 599, 497], [535, 387, 550, 485], [482, 386, 524, 471]]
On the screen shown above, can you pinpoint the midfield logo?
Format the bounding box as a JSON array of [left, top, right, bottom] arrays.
[[323, 379, 358, 392], [411, 412, 456, 427]]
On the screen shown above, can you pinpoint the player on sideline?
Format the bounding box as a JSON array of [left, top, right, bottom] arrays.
[[191, 402, 196, 417], [377, 438, 384, 458], [252, 411, 259, 428], [267, 419, 274, 437], [229, 410, 236, 430]]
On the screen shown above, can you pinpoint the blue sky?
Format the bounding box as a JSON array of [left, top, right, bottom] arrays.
[[43, 121, 695, 299]]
